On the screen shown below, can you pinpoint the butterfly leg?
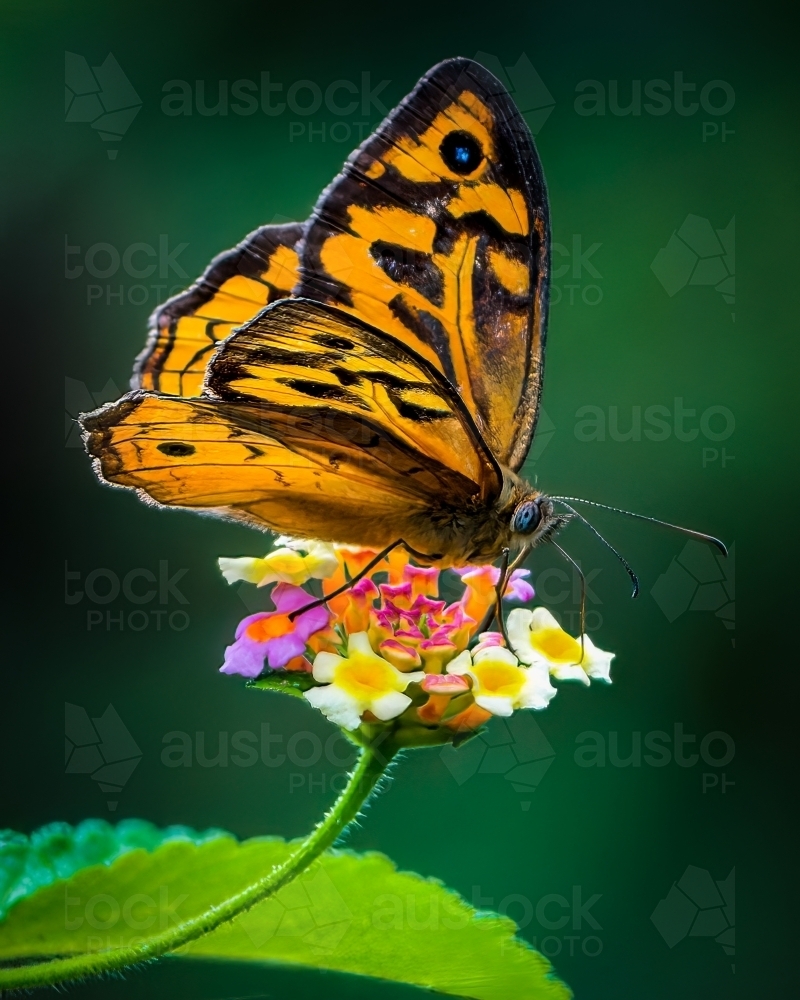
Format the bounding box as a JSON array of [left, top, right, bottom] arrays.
[[287, 539, 442, 621], [287, 540, 404, 621], [493, 549, 511, 646], [552, 541, 586, 664], [474, 544, 532, 642]]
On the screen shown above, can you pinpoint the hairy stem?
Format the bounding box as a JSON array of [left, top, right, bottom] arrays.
[[0, 744, 395, 990]]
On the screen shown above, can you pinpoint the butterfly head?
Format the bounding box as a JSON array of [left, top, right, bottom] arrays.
[[508, 493, 568, 549]]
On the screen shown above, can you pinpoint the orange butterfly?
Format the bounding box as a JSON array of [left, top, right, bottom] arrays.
[[80, 58, 724, 626]]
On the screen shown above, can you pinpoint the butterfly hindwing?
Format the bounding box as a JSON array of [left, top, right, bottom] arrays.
[[134, 221, 303, 397], [297, 57, 550, 471], [83, 300, 501, 552], [206, 298, 501, 500]]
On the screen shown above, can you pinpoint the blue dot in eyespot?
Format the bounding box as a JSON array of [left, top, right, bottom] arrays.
[[454, 146, 470, 164]]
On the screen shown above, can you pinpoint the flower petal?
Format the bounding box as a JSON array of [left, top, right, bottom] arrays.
[[530, 606, 561, 631], [347, 631, 374, 656], [518, 667, 558, 709], [218, 556, 266, 585], [304, 685, 362, 730], [445, 650, 473, 675], [312, 651, 343, 683], [581, 634, 615, 683], [474, 694, 515, 717], [370, 690, 412, 721], [472, 645, 519, 668], [551, 663, 591, 686], [272, 583, 316, 614]]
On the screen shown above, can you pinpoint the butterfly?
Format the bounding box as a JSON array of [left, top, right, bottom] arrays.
[[80, 57, 723, 625]]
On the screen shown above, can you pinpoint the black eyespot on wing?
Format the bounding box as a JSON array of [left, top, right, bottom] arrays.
[[157, 442, 196, 457], [440, 130, 484, 175]]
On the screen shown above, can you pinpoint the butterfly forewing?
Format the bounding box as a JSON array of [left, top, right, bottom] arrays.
[[297, 57, 550, 471], [134, 221, 303, 397]]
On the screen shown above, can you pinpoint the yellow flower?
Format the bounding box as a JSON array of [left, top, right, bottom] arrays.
[[218, 537, 338, 588], [507, 607, 614, 685], [446, 645, 556, 716], [304, 632, 424, 731]]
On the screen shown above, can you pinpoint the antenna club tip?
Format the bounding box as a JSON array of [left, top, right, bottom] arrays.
[[713, 539, 729, 558]]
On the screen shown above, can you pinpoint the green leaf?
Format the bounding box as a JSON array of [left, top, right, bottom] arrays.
[[0, 820, 570, 999], [248, 669, 319, 698]]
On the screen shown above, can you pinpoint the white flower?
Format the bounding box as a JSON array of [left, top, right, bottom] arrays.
[[446, 645, 556, 716], [304, 632, 423, 731], [507, 607, 614, 685], [218, 537, 338, 587]]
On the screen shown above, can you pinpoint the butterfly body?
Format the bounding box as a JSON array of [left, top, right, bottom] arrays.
[[81, 58, 562, 570]]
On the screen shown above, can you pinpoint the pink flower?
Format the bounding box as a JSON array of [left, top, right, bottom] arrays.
[[220, 584, 329, 678], [452, 566, 534, 622]]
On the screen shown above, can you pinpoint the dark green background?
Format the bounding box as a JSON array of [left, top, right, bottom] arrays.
[[2, 0, 793, 997]]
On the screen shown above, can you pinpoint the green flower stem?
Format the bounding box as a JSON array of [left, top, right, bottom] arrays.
[[0, 744, 395, 990]]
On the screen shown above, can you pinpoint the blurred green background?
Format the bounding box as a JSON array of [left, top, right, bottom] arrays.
[[2, 0, 793, 996]]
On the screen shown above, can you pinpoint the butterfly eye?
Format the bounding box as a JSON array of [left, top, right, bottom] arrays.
[[511, 499, 542, 536], [440, 130, 484, 174]]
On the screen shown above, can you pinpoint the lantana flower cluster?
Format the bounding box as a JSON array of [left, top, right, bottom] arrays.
[[218, 537, 614, 743]]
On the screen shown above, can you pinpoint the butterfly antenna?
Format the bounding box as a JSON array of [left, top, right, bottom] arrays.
[[551, 499, 640, 598], [552, 541, 585, 664], [550, 496, 727, 557]]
